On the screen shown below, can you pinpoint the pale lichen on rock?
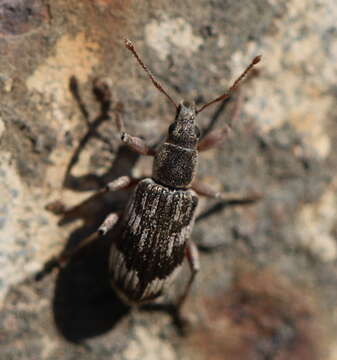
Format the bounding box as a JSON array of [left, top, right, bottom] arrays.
[[297, 178, 337, 262], [229, 0, 336, 158], [145, 17, 203, 60]]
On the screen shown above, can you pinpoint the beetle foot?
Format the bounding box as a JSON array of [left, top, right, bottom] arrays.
[[45, 200, 67, 214]]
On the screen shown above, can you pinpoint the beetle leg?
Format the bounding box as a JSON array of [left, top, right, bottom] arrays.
[[198, 89, 243, 152], [104, 175, 143, 192], [176, 241, 200, 310], [115, 112, 155, 156], [35, 212, 120, 281], [98, 213, 119, 235], [197, 125, 231, 152], [62, 212, 119, 259], [59, 212, 120, 263], [46, 176, 141, 218], [192, 181, 262, 204]]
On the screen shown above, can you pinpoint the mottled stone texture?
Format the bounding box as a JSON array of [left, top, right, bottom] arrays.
[[0, 0, 336, 359]]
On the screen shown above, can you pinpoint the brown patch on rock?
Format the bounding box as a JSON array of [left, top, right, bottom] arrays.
[[185, 266, 326, 360]]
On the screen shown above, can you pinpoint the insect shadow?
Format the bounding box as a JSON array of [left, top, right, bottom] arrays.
[[36, 74, 250, 342], [36, 77, 142, 342]]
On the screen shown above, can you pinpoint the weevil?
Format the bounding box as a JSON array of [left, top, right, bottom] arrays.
[[45, 39, 261, 311]]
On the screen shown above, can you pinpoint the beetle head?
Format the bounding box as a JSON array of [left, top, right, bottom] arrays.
[[167, 100, 201, 149]]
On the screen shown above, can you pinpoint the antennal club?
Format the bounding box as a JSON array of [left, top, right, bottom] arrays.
[[197, 55, 262, 114], [125, 39, 178, 110]]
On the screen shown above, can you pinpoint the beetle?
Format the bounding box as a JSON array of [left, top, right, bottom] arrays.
[[45, 39, 261, 312]]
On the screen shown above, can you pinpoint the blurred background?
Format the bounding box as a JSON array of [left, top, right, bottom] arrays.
[[0, 0, 336, 359]]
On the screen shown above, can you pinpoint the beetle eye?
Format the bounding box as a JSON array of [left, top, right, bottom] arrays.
[[195, 126, 201, 138], [168, 123, 176, 134]]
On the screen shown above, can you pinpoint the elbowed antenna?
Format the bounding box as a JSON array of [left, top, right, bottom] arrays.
[[196, 55, 262, 114], [125, 39, 178, 110]]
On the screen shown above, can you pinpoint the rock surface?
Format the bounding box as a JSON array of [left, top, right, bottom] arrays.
[[1, 0, 337, 359]]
